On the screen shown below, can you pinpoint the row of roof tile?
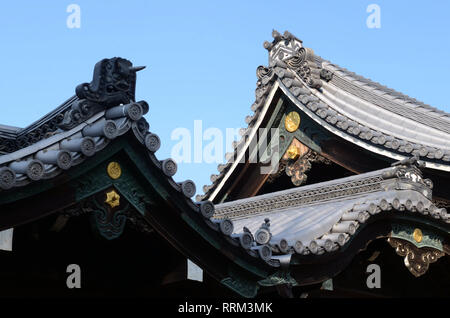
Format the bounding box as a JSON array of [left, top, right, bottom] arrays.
[[198, 32, 450, 201]]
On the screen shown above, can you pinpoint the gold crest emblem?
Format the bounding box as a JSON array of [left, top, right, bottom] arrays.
[[285, 111, 301, 132], [107, 161, 122, 179]]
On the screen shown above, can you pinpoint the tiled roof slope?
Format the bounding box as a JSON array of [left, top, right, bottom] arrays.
[[268, 30, 450, 157], [319, 56, 450, 124], [0, 56, 448, 273], [0, 58, 236, 266], [212, 158, 449, 267], [198, 30, 450, 202], [0, 57, 245, 264], [0, 58, 191, 200], [0, 96, 78, 154]]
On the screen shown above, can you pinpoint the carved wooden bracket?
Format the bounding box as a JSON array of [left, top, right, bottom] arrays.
[[267, 138, 331, 187], [387, 237, 445, 277], [283, 138, 330, 186], [90, 189, 129, 240], [60, 193, 153, 239], [285, 154, 312, 186]]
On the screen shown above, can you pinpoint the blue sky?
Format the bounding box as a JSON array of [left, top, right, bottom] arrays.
[[0, 1, 449, 195]]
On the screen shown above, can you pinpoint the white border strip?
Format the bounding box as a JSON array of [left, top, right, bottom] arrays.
[[209, 82, 280, 201]]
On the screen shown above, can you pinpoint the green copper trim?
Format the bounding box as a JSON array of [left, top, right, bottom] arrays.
[[221, 268, 260, 298], [257, 270, 298, 287], [123, 144, 172, 201], [391, 223, 444, 251]]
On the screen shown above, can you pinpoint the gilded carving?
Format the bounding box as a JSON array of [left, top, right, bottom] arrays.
[[413, 228, 423, 243], [283, 138, 309, 161], [105, 189, 121, 208], [107, 161, 122, 180], [284, 111, 301, 133], [284, 140, 330, 187], [388, 237, 445, 277], [286, 156, 311, 186]]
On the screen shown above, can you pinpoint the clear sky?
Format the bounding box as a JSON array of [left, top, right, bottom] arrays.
[[0, 1, 449, 196]]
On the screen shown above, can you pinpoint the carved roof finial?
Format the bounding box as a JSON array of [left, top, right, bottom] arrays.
[[75, 57, 145, 107]]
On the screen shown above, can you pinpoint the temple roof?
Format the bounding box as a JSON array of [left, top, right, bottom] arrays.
[[0, 57, 240, 273], [0, 97, 157, 190], [213, 158, 448, 267], [0, 58, 194, 199], [198, 30, 450, 202], [0, 54, 449, 296]]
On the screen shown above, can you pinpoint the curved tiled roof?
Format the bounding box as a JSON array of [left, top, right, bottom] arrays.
[[319, 56, 450, 125], [269, 30, 450, 160], [212, 161, 449, 267], [0, 102, 155, 189], [0, 57, 247, 263], [0, 56, 449, 273], [278, 68, 450, 160], [0, 60, 205, 206], [198, 30, 450, 201], [0, 96, 78, 154]]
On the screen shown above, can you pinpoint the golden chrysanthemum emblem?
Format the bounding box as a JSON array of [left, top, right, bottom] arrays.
[[285, 111, 301, 133], [107, 161, 122, 179]]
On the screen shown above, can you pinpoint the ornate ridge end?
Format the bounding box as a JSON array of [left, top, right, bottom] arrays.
[[264, 30, 331, 89]]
